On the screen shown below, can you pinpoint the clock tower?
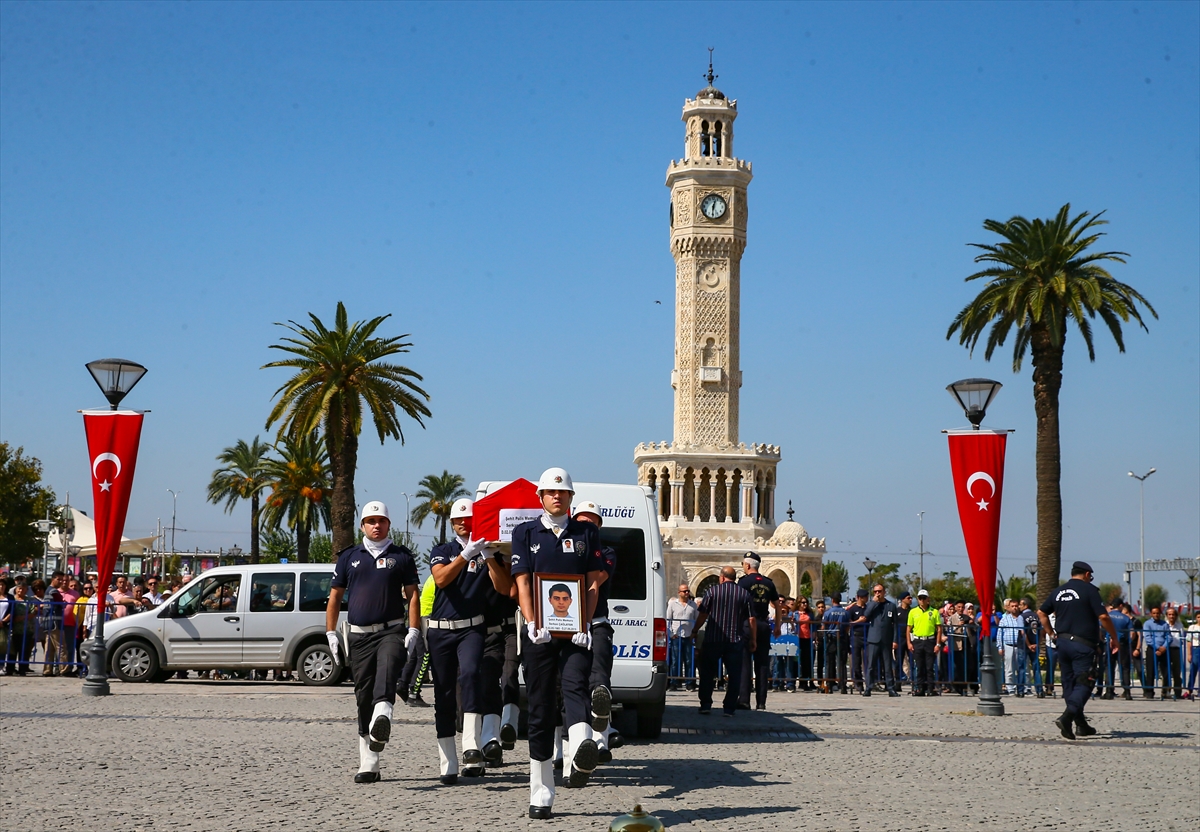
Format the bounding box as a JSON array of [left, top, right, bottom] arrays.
[[635, 67, 825, 601]]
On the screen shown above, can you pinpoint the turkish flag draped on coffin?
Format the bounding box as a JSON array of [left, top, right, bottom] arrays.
[[83, 410, 145, 595], [947, 429, 1008, 636], [472, 478, 542, 543]]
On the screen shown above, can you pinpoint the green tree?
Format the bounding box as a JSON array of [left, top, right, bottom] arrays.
[[925, 571, 979, 607], [1144, 583, 1167, 612], [822, 560, 849, 598], [260, 529, 296, 563], [0, 443, 57, 568], [996, 572, 1035, 607], [206, 436, 272, 564], [309, 532, 333, 563], [947, 205, 1156, 604], [858, 562, 902, 593], [260, 433, 332, 563], [411, 470, 469, 546], [263, 302, 432, 553]]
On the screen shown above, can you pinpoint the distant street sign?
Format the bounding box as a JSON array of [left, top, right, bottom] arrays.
[[1124, 557, 1200, 572]]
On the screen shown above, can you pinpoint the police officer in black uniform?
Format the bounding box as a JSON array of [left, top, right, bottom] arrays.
[[1037, 561, 1118, 739], [511, 468, 607, 820], [573, 500, 618, 763], [862, 583, 900, 696], [427, 497, 512, 784], [737, 553, 779, 710], [479, 548, 520, 766], [325, 501, 420, 783]]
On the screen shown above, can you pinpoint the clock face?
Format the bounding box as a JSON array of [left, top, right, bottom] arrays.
[[700, 193, 727, 220]]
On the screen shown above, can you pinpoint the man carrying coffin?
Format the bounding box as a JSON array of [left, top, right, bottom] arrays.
[[510, 468, 607, 820], [574, 500, 620, 762], [326, 501, 420, 783], [427, 498, 512, 784]]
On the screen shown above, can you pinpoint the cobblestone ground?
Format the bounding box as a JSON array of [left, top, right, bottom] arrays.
[[2, 677, 1197, 831]]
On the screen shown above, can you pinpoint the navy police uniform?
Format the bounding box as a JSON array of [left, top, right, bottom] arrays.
[[332, 542, 419, 739], [480, 555, 520, 753], [510, 517, 604, 764], [737, 571, 778, 709], [427, 539, 495, 748], [1040, 573, 1106, 727], [588, 545, 618, 705]]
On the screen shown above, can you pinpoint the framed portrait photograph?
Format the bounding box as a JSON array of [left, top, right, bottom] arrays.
[[534, 573, 584, 638]]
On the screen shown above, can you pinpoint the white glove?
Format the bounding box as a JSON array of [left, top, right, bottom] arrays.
[[571, 630, 592, 649], [326, 631, 341, 666], [405, 627, 420, 650], [481, 546, 498, 560], [527, 621, 551, 644], [460, 538, 487, 561]]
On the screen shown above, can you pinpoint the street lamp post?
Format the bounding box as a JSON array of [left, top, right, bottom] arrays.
[[400, 492, 412, 545], [863, 557, 877, 591], [167, 489, 181, 554], [917, 511, 926, 589], [1182, 560, 1199, 617], [1123, 571, 1132, 606], [82, 358, 147, 698], [947, 376, 1005, 717], [1127, 468, 1156, 613], [1025, 564, 1037, 598]]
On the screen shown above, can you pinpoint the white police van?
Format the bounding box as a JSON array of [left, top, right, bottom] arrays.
[[475, 481, 669, 738]]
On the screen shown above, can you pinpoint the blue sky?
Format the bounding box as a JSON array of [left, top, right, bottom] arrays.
[[2, 1, 1197, 595]]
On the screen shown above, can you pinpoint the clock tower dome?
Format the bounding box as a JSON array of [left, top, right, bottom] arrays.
[[634, 66, 826, 602]]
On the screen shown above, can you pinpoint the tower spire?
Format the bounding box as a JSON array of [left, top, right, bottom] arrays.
[[706, 47, 717, 87]]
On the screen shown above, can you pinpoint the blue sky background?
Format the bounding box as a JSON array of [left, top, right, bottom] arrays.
[[2, 1, 1197, 596]]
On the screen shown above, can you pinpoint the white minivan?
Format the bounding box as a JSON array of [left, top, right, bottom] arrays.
[[103, 563, 347, 685], [475, 481, 669, 738]]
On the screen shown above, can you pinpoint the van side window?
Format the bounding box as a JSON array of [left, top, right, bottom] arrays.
[[178, 575, 240, 614], [600, 528, 647, 601], [250, 573, 295, 612], [300, 572, 343, 612]]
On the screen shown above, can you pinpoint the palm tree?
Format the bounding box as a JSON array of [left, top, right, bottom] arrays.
[[263, 302, 432, 553], [947, 204, 1156, 603], [411, 470, 468, 545], [206, 437, 272, 563], [260, 433, 332, 563]]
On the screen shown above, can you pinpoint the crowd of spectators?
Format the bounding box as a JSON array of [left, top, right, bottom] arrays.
[[665, 584, 1200, 702]]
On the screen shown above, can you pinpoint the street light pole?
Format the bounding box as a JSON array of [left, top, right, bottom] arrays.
[[1128, 468, 1156, 613], [917, 511, 926, 589], [1182, 560, 1199, 618], [863, 557, 877, 592], [167, 489, 181, 554], [400, 492, 412, 544]]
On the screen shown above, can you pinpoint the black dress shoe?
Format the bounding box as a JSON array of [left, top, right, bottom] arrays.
[[482, 739, 503, 766], [1075, 717, 1097, 736], [1123, 690, 1133, 700], [440, 774, 458, 785], [698, 706, 711, 715], [598, 747, 613, 764], [462, 748, 486, 777], [1054, 716, 1076, 740], [888, 691, 900, 697], [500, 722, 517, 750], [1100, 691, 1115, 700], [529, 805, 552, 820], [862, 691, 871, 697], [354, 771, 381, 784], [608, 732, 624, 749]]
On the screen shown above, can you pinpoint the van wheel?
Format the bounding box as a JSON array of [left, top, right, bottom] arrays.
[[634, 705, 663, 739], [296, 643, 340, 686], [111, 641, 159, 683]]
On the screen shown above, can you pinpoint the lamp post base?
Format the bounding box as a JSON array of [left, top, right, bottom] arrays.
[[975, 637, 1005, 716], [82, 634, 111, 697]]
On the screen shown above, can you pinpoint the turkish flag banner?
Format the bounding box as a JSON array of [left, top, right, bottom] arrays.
[[472, 478, 542, 543], [83, 410, 145, 596], [947, 429, 1008, 637]]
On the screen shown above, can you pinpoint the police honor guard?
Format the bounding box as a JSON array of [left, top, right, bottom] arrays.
[[325, 501, 421, 784], [510, 468, 609, 820]]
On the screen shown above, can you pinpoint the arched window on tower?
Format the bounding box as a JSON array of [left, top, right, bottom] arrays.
[[702, 338, 716, 367], [713, 121, 723, 157], [700, 120, 710, 157]]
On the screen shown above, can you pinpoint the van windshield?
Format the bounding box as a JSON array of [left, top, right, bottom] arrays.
[[600, 528, 646, 601]]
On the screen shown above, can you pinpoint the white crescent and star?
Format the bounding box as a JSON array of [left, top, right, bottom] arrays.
[[92, 452, 122, 493], [965, 471, 996, 511]]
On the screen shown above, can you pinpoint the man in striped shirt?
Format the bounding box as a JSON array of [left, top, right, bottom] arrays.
[[694, 566, 756, 717]]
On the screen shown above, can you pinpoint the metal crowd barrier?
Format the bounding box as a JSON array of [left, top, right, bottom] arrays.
[[664, 616, 1200, 699], [2, 600, 114, 677]]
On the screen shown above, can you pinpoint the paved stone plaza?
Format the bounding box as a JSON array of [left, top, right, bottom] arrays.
[[2, 677, 1196, 831]]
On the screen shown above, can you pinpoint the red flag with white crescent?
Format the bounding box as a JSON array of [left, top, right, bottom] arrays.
[[83, 410, 145, 596], [947, 429, 1007, 636], [472, 478, 542, 543]]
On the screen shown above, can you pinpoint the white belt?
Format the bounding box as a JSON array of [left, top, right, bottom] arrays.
[[486, 616, 517, 635], [350, 618, 406, 634], [428, 615, 485, 630], [591, 616, 609, 626]]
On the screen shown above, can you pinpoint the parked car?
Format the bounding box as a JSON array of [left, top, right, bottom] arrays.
[[103, 563, 347, 685]]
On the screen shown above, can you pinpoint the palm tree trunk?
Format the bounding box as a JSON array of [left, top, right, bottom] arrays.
[[438, 515, 447, 545], [1030, 324, 1064, 604], [250, 493, 260, 565], [327, 404, 359, 554], [298, 525, 311, 563]]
